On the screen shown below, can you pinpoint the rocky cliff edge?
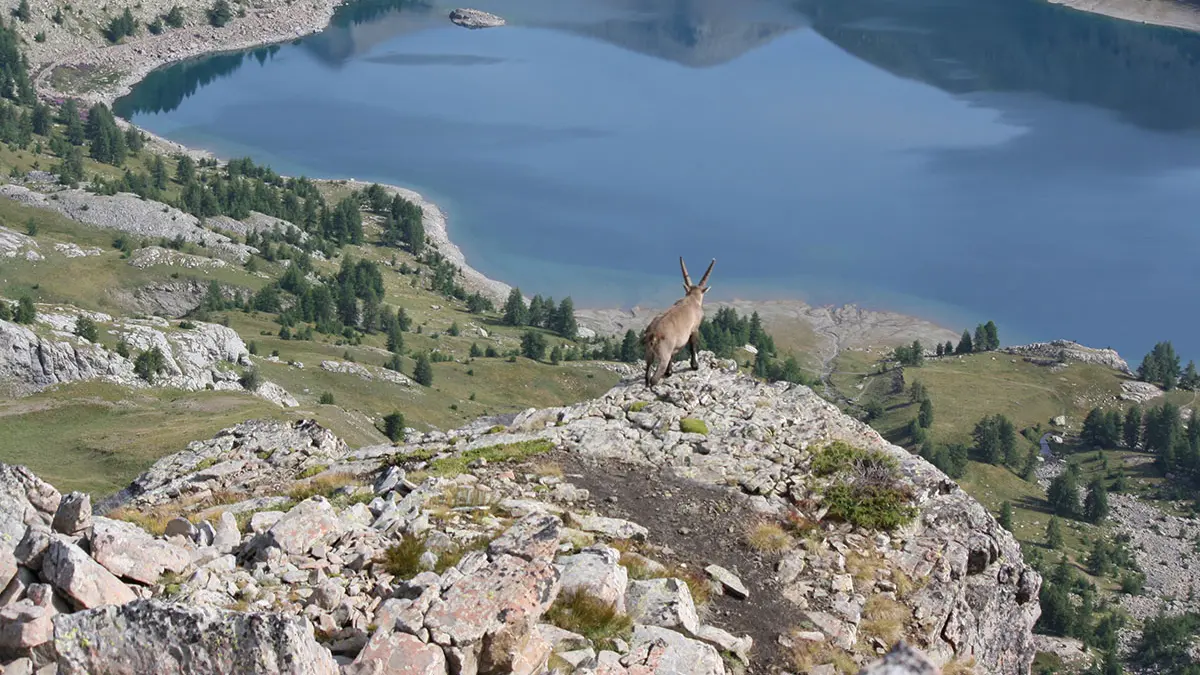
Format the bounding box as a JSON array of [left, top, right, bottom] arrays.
[[0, 353, 1040, 674]]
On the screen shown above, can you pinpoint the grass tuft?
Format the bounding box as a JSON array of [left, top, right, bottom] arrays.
[[629, 401, 648, 413], [745, 520, 794, 553], [544, 589, 634, 651], [289, 472, 355, 502], [380, 536, 426, 579], [813, 442, 916, 531], [297, 464, 329, 479], [858, 594, 910, 646], [790, 637, 857, 674], [679, 418, 709, 435]]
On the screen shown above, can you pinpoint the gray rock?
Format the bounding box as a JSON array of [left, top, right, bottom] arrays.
[[41, 538, 136, 610], [695, 624, 752, 664], [90, 519, 190, 586], [568, 513, 648, 541], [211, 512, 240, 553], [0, 465, 60, 546], [0, 545, 16, 594], [53, 600, 339, 674], [51, 492, 92, 536], [704, 563, 748, 600], [349, 629, 447, 675], [12, 526, 51, 570], [488, 513, 562, 562], [557, 546, 628, 613], [249, 511, 285, 534], [448, 7, 506, 28], [625, 578, 699, 636], [374, 466, 406, 495], [622, 624, 724, 675], [253, 497, 343, 556], [163, 518, 195, 540]]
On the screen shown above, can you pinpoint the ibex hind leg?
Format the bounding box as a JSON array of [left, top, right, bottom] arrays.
[[644, 355, 655, 387], [689, 333, 700, 370], [650, 352, 671, 386]]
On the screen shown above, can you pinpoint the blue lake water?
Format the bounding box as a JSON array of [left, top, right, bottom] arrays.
[[115, 0, 1200, 360]]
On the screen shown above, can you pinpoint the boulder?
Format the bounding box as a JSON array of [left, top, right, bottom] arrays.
[[625, 579, 699, 635], [53, 600, 339, 674], [448, 8, 506, 28], [350, 629, 447, 675], [568, 514, 648, 541], [0, 601, 55, 653], [253, 497, 343, 556], [0, 465, 60, 545], [487, 513, 561, 562], [622, 624, 724, 675], [90, 519, 190, 586], [0, 545, 16, 593], [51, 492, 92, 536], [40, 538, 136, 610], [211, 512, 240, 554], [556, 546, 628, 612], [424, 554, 559, 672]]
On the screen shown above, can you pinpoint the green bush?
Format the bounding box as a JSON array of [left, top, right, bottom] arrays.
[[679, 418, 708, 435], [74, 316, 99, 342], [238, 367, 261, 391], [134, 347, 166, 383], [318, 392, 335, 405], [383, 412, 405, 442], [813, 441, 915, 531]]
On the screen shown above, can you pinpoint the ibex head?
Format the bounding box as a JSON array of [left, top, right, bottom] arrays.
[[680, 257, 715, 299]]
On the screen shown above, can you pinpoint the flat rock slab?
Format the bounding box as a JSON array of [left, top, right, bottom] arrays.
[[622, 624, 724, 675], [42, 538, 136, 610], [53, 600, 339, 675], [704, 564, 748, 600]]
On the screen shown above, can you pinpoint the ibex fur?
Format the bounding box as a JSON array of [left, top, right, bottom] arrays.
[[641, 257, 715, 387]]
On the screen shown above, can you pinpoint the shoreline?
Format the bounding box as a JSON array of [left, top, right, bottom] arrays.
[[20, 0, 969, 360], [1048, 0, 1200, 32]]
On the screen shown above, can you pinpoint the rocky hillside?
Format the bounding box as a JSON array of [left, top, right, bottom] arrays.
[[0, 354, 1040, 674]]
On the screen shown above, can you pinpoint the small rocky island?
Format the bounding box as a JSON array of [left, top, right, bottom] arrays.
[[449, 8, 507, 29]]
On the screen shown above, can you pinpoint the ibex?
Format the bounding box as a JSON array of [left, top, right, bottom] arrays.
[[641, 257, 715, 386]]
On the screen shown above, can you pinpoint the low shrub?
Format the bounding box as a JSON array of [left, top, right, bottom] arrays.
[[679, 418, 708, 435]]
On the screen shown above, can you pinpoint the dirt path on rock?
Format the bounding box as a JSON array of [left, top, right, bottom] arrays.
[[559, 454, 804, 674]]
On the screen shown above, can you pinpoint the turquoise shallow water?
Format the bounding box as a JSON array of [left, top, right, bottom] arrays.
[[116, 0, 1200, 359]]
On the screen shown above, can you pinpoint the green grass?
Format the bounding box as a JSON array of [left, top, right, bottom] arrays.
[[0, 382, 282, 495], [380, 536, 426, 579], [423, 439, 555, 477], [544, 590, 634, 652], [679, 417, 708, 434]]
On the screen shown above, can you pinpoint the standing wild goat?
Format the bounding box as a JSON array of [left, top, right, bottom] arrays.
[[641, 257, 715, 386]]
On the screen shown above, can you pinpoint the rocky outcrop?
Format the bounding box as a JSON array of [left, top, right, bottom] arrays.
[[1002, 339, 1132, 374], [449, 8, 506, 28], [97, 419, 350, 514], [3, 352, 1040, 674], [53, 601, 339, 675], [0, 319, 134, 396], [0, 186, 254, 263], [0, 308, 256, 396], [127, 246, 231, 270], [0, 226, 41, 261]]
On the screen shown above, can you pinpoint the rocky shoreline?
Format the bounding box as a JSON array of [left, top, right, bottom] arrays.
[[1049, 0, 1200, 33]]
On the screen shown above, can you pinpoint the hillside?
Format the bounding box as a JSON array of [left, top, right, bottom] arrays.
[[0, 353, 1041, 674], [826, 339, 1200, 673]]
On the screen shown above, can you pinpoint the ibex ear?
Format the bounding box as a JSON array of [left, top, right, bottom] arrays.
[[683, 283, 692, 293]]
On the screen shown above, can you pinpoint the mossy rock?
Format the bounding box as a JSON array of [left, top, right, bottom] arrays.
[[628, 401, 648, 413], [679, 418, 708, 435]]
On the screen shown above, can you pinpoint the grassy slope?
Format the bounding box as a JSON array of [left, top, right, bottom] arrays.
[[829, 349, 1194, 583], [0, 157, 620, 494]]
